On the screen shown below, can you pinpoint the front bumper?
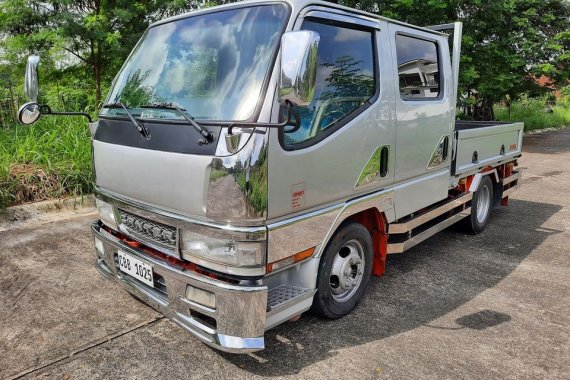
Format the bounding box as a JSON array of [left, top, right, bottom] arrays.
[[91, 221, 268, 353]]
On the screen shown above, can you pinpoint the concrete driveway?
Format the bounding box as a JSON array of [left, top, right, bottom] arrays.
[[1, 130, 569, 379]]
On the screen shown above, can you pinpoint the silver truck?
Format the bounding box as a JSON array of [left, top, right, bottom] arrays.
[[18, 0, 522, 353]]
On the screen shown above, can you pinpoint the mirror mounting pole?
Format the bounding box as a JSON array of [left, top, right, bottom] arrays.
[[227, 100, 296, 136], [224, 101, 298, 154], [38, 104, 93, 123]]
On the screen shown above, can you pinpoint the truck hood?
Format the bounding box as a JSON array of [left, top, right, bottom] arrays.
[[93, 118, 218, 218], [92, 117, 268, 224]]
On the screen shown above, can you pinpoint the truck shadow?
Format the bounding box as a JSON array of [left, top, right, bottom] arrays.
[[220, 199, 562, 376]]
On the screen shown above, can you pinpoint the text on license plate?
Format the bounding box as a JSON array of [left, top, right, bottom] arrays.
[[117, 250, 154, 288]]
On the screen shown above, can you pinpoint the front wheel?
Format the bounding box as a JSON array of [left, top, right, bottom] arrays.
[[311, 222, 373, 319]]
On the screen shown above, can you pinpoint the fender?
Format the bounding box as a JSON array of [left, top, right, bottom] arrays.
[[468, 169, 499, 192]]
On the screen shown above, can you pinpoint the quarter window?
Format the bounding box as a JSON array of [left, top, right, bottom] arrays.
[[283, 19, 376, 147], [395, 34, 441, 100]]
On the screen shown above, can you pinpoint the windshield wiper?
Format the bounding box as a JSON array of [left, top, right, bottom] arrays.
[[140, 102, 215, 145], [102, 102, 151, 140]]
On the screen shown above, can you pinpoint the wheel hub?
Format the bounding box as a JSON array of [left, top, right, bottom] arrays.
[[329, 240, 365, 302]]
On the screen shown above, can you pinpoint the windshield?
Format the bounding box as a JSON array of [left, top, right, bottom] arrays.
[[101, 4, 289, 121]]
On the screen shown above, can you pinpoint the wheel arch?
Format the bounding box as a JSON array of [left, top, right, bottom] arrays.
[[466, 168, 502, 208], [316, 192, 393, 278], [345, 208, 388, 277]]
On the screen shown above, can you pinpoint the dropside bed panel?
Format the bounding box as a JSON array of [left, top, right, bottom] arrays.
[[453, 121, 523, 177]]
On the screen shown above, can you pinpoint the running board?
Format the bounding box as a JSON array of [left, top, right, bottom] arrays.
[[389, 192, 472, 234], [387, 208, 471, 254]]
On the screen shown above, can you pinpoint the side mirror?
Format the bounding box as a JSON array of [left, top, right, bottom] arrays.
[[18, 102, 41, 125], [25, 55, 40, 102], [279, 31, 320, 107]]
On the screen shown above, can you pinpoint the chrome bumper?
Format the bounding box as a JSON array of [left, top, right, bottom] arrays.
[[91, 221, 268, 353]]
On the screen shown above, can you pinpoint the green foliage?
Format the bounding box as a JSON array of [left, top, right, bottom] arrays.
[[209, 168, 228, 182], [321, 55, 374, 100], [0, 0, 197, 207], [558, 86, 570, 109], [340, 0, 570, 119], [118, 69, 156, 107], [234, 146, 268, 214], [0, 116, 92, 208], [494, 95, 570, 131], [0, 0, 197, 105]]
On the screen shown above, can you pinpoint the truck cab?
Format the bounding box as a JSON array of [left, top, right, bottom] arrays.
[[18, 0, 522, 353]]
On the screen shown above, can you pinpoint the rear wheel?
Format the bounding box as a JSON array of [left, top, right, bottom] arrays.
[[462, 175, 494, 234], [311, 222, 373, 319]]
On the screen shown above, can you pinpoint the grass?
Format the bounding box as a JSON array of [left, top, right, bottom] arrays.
[[235, 146, 268, 214], [0, 116, 93, 209], [209, 168, 228, 182], [494, 96, 570, 131]]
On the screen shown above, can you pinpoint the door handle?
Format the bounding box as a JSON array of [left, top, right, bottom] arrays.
[[442, 136, 450, 161], [380, 146, 389, 177]]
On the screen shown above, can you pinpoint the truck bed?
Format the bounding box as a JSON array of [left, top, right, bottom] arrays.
[[453, 120, 523, 177]]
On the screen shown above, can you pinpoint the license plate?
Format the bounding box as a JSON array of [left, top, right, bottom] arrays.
[[117, 250, 154, 288]]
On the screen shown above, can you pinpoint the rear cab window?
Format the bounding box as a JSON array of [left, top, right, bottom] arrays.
[[395, 34, 441, 100]]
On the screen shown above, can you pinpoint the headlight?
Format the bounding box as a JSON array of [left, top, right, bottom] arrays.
[[181, 227, 266, 276], [96, 198, 117, 229]]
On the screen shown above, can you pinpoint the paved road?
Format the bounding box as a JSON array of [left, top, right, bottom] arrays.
[[1, 130, 569, 379]]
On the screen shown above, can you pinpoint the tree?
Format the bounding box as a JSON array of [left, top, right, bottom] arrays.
[[1, 0, 568, 119], [0, 0, 195, 106], [339, 0, 570, 119]]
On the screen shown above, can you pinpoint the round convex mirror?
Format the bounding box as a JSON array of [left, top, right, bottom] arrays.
[[18, 102, 41, 125]]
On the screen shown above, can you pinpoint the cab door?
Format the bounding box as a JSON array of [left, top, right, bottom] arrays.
[[388, 24, 454, 218], [267, 13, 395, 221]]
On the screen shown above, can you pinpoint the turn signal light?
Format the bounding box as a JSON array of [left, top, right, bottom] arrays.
[[266, 247, 315, 273]]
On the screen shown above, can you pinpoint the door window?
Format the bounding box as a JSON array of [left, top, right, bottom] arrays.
[[282, 19, 376, 147], [395, 34, 441, 100]]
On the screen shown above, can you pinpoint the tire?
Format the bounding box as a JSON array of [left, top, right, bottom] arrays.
[[461, 175, 494, 234], [311, 221, 373, 319]]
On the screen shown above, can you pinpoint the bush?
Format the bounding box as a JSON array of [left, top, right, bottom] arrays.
[[0, 116, 92, 208], [495, 95, 570, 131]]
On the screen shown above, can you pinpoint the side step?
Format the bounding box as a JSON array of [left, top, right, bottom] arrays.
[[389, 192, 472, 234], [387, 170, 520, 255], [387, 208, 471, 254], [265, 285, 316, 330]]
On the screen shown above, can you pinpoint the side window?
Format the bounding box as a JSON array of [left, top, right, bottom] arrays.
[[283, 19, 376, 147], [395, 34, 441, 100]]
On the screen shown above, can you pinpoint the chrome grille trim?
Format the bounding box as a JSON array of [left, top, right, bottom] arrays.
[[118, 209, 178, 254]]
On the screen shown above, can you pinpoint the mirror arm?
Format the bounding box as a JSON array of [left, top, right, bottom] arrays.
[[227, 100, 297, 135], [39, 104, 93, 123]]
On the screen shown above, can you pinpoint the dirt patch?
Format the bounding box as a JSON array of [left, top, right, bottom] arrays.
[[6, 164, 65, 205], [0, 195, 96, 232]]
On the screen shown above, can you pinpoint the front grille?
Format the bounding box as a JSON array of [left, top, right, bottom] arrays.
[[118, 209, 177, 251]]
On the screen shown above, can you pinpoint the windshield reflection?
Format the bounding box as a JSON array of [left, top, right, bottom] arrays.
[[102, 5, 288, 121]]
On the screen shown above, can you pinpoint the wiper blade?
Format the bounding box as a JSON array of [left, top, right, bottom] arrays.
[[102, 102, 151, 140], [140, 102, 215, 145]]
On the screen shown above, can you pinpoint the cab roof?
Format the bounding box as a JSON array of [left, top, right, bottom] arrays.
[[150, 0, 448, 37]]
